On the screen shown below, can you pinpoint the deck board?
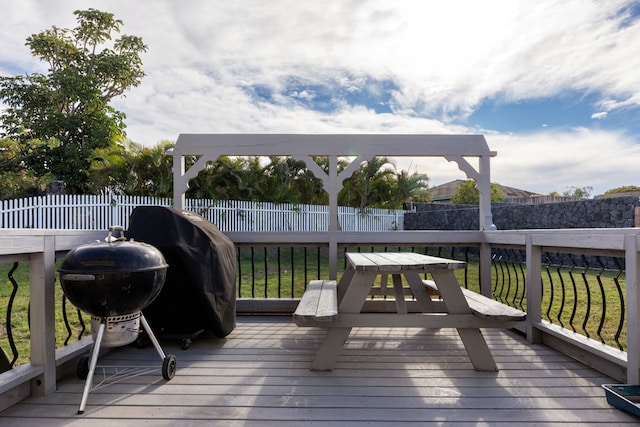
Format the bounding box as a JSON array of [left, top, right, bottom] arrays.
[[0, 316, 637, 425]]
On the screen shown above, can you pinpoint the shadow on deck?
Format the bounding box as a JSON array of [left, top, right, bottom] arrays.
[[0, 316, 636, 426]]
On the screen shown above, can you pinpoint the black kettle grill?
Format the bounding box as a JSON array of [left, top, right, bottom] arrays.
[[59, 226, 177, 414]]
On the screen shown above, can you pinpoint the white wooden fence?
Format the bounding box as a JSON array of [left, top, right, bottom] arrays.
[[0, 194, 404, 232]]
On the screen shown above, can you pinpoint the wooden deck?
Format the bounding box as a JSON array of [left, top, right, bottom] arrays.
[[0, 316, 637, 425]]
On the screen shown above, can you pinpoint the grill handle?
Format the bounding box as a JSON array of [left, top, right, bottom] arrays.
[[62, 274, 96, 281], [106, 225, 126, 243]]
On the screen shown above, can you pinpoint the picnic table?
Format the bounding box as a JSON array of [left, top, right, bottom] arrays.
[[294, 252, 526, 371]]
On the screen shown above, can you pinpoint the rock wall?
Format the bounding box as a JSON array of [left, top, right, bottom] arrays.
[[404, 196, 639, 230]]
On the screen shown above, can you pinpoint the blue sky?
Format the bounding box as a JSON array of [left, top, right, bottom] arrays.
[[1, 0, 640, 196], [469, 94, 624, 134]]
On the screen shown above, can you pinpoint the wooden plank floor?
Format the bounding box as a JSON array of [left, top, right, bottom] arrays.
[[0, 316, 637, 426]]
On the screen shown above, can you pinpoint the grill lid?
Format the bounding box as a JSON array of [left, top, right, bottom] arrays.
[[59, 240, 168, 273], [59, 227, 168, 274], [58, 226, 168, 317]]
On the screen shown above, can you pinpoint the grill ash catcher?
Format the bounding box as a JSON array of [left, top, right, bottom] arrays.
[[59, 226, 177, 414]]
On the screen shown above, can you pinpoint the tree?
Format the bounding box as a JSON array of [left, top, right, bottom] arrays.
[[0, 9, 147, 193], [89, 139, 173, 197], [340, 157, 396, 208], [188, 156, 258, 201], [562, 186, 592, 199], [450, 179, 505, 204], [0, 137, 54, 199], [389, 169, 430, 208], [259, 156, 311, 204]]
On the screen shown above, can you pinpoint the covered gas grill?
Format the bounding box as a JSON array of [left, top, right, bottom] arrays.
[[127, 206, 236, 347], [59, 226, 176, 414]]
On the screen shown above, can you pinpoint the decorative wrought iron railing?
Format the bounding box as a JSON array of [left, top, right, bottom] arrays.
[[0, 240, 631, 366], [489, 247, 627, 350]]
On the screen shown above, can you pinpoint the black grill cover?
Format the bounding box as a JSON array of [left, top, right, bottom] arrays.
[[127, 206, 236, 338]]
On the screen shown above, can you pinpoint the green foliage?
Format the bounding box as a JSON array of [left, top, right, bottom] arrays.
[[605, 185, 640, 194], [341, 157, 396, 208], [339, 157, 429, 209], [0, 137, 57, 199], [562, 186, 592, 199], [0, 9, 147, 193], [90, 139, 173, 196], [188, 156, 267, 201], [450, 179, 505, 204], [393, 169, 431, 206], [185, 155, 428, 209]]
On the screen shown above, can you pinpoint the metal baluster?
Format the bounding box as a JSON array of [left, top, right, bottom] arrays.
[[237, 247, 242, 298], [304, 247, 309, 285], [595, 256, 607, 344], [612, 258, 625, 351], [496, 249, 506, 303], [580, 255, 592, 338], [277, 247, 282, 299], [76, 307, 86, 341], [503, 249, 514, 304], [554, 252, 566, 328], [463, 247, 469, 289], [491, 251, 499, 298], [543, 253, 554, 323], [316, 247, 320, 280], [3, 262, 20, 368], [250, 247, 256, 298], [62, 294, 73, 346], [290, 247, 295, 298], [516, 249, 527, 311], [508, 249, 519, 308], [263, 247, 268, 299], [567, 255, 578, 333]]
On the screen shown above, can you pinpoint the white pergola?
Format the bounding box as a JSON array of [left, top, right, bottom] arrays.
[[170, 134, 497, 277]]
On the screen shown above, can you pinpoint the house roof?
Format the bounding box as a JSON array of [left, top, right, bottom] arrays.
[[429, 179, 538, 201]]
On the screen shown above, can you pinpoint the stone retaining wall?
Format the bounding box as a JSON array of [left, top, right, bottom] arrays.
[[404, 196, 639, 230]]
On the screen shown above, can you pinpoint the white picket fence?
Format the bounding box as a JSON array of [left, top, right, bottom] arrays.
[[0, 194, 404, 232]]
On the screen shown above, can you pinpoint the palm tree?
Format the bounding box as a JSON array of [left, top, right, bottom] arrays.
[[389, 169, 430, 208], [340, 157, 396, 208], [90, 139, 173, 196]]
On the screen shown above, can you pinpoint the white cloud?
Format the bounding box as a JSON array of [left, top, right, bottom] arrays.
[[2, 0, 640, 195], [487, 128, 640, 195], [393, 127, 640, 196], [591, 112, 608, 120]]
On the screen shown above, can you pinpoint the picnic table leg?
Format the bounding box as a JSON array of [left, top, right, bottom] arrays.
[[430, 270, 498, 371], [312, 272, 376, 371], [311, 327, 352, 370], [392, 274, 408, 314], [404, 273, 438, 312], [336, 266, 355, 305]]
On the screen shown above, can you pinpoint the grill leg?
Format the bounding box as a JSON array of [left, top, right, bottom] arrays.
[[139, 314, 166, 360], [78, 321, 105, 414]]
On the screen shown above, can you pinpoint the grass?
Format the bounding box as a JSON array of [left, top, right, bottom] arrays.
[[0, 248, 629, 367]]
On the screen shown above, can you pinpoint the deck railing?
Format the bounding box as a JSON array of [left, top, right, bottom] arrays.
[[1, 227, 640, 412]]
